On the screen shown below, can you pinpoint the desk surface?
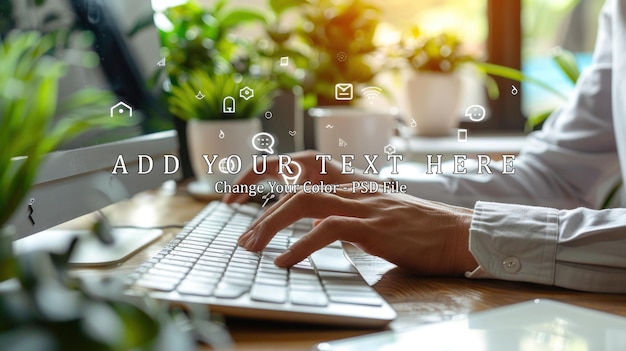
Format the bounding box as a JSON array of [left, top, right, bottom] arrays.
[[72, 187, 626, 351]]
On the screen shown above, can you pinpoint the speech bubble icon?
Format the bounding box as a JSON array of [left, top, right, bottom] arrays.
[[252, 132, 275, 154], [465, 104, 486, 122]]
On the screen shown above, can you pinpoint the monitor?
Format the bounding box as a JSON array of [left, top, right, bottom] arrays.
[[5, 0, 180, 264]]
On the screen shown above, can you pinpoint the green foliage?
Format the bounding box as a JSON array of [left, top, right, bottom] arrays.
[[157, 0, 266, 85], [0, 31, 126, 229], [168, 70, 277, 121], [298, 0, 382, 106], [0, 31, 224, 350], [401, 27, 474, 73], [261, 0, 382, 107], [551, 46, 580, 85], [474, 62, 569, 100]]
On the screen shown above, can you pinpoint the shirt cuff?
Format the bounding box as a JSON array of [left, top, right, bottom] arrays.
[[465, 201, 559, 285]]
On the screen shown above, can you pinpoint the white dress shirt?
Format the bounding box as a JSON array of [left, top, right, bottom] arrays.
[[400, 0, 626, 293]]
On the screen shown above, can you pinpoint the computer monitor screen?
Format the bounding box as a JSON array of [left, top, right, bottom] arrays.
[[5, 0, 179, 240]]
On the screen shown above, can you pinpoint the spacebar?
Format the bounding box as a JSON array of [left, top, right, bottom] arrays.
[[310, 247, 358, 273]]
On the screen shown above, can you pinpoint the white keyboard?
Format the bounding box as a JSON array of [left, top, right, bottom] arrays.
[[125, 201, 396, 327]]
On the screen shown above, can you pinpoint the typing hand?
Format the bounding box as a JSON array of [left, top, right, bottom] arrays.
[[223, 150, 380, 204], [237, 186, 477, 276]]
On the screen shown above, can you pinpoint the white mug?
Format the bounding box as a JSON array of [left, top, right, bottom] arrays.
[[310, 107, 394, 171]]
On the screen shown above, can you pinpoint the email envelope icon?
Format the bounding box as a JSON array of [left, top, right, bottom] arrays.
[[335, 83, 353, 100]]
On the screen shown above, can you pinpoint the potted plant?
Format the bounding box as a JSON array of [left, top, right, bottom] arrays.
[[398, 27, 476, 136], [168, 70, 277, 196], [0, 30, 207, 350], [153, 0, 267, 178]]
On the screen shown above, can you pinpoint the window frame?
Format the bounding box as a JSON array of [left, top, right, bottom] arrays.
[[461, 0, 524, 132]]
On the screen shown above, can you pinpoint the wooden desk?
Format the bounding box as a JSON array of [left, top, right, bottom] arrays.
[[73, 187, 626, 351]]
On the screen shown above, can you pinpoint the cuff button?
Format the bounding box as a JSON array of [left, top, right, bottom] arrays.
[[502, 257, 521, 274]]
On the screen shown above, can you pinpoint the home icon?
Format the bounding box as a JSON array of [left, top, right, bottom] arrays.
[[111, 101, 133, 117]]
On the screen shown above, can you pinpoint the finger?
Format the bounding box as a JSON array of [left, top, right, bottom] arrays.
[[246, 186, 367, 237], [241, 185, 359, 243], [242, 189, 369, 252], [237, 190, 299, 245], [238, 184, 364, 245], [274, 216, 357, 267]]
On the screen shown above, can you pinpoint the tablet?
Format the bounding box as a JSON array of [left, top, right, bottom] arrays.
[[315, 299, 626, 351]]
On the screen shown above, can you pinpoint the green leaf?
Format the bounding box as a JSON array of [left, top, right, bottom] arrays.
[[551, 46, 580, 85], [219, 9, 267, 28], [94, 301, 160, 348], [474, 62, 569, 100], [525, 110, 553, 133], [127, 13, 155, 37], [601, 181, 623, 209], [269, 0, 306, 16]]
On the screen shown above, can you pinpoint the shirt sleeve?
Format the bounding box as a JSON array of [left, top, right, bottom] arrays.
[[467, 201, 626, 293]]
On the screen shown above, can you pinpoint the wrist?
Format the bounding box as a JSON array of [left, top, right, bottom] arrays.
[[454, 210, 478, 274]]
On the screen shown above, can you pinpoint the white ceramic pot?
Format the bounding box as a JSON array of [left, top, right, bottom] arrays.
[[186, 118, 261, 191], [309, 107, 393, 171], [405, 71, 461, 136]]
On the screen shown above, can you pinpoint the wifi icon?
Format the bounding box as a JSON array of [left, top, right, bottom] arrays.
[[361, 86, 382, 104]]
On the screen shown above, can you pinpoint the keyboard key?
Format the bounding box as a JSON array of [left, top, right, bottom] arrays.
[[213, 283, 250, 299], [250, 284, 287, 304], [195, 260, 227, 270], [134, 278, 177, 292], [177, 282, 215, 296], [328, 295, 383, 307], [160, 258, 193, 268], [290, 290, 328, 307], [164, 254, 197, 263], [200, 254, 230, 263], [188, 268, 222, 278], [223, 271, 255, 281], [221, 276, 254, 287], [229, 260, 258, 270], [254, 276, 287, 287], [311, 248, 358, 273], [151, 262, 190, 273], [148, 268, 185, 280], [185, 275, 221, 286], [172, 247, 203, 255]]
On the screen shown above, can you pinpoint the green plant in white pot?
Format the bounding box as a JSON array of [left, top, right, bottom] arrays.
[[399, 27, 476, 136], [168, 71, 277, 195]]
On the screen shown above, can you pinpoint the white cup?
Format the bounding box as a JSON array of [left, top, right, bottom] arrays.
[[309, 107, 394, 171]]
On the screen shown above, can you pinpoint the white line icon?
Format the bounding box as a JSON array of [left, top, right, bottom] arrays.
[[252, 132, 275, 154], [110, 101, 132, 117], [335, 83, 353, 101], [457, 129, 468, 142], [361, 86, 382, 104], [281, 161, 302, 185], [223, 96, 235, 113], [465, 105, 486, 122]]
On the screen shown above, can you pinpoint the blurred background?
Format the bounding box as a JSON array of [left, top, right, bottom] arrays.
[[165, 0, 604, 131]]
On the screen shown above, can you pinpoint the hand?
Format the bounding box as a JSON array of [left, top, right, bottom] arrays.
[[237, 187, 478, 276], [223, 150, 380, 204]]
